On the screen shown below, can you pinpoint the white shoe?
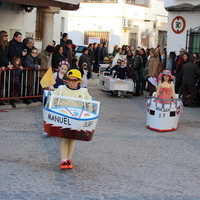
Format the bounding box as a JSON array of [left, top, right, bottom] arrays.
[[42, 132, 48, 136]]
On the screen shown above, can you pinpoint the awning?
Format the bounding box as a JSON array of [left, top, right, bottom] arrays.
[[165, 3, 200, 11]]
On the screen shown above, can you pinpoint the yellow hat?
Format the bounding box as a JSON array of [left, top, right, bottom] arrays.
[[66, 69, 82, 79]]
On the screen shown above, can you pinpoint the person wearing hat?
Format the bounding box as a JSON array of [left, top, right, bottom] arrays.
[[63, 39, 73, 66], [78, 47, 92, 79], [51, 69, 92, 169], [154, 70, 176, 104]]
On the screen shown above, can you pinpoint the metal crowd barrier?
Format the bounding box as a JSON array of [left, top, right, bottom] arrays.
[[0, 68, 49, 101]]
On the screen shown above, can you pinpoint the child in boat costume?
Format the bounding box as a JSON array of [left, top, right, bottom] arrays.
[[51, 69, 92, 169], [155, 70, 176, 103]]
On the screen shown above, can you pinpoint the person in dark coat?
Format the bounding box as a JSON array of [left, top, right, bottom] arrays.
[[88, 43, 95, 66], [60, 33, 68, 47], [110, 59, 121, 77], [175, 52, 190, 96], [63, 39, 73, 67], [0, 30, 10, 69], [93, 43, 102, 73], [180, 57, 200, 107], [22, 37, 35, 54], [0, 30, 12, 105], [131, 50, 143, 96], [114, 60, 129, 97], [71, 57, 79, 69], [8, 31, 27, 61], [99, 42, 109, 64], [78, 47, 92, 79], [114, 60, 129, 80], [23, 48, 41, 104], [140, 48, 148, 92], [10, 56, 23, 108], [126, 50, 133, 76], [52, 45, 66, 69]]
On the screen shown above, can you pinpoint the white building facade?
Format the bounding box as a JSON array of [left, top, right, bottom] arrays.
[[164, 0, 200, 56], [0, 1, 79, 51], [67, 0, 168, 53]]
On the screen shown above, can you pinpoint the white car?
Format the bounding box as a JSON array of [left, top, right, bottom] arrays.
[[75, 45, 87, 60]]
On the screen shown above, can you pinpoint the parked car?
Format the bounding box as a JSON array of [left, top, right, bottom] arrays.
[[75, 45, 87, 59]]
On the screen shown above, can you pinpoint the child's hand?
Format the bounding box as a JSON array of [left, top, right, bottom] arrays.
[[7, 64, 13, 69], [19, 66, 23, 70]]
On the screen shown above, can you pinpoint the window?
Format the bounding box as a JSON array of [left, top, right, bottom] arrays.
[[149, 110, 155, 115], [126, 0, 149, 7], [186, 27, 200, 57], [35, 8, 45, 41], [170, 111, 176, 117], [84, 31, 109, 45]]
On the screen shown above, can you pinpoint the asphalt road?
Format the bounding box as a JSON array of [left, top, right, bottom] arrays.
[[0, 75, 200, 200]]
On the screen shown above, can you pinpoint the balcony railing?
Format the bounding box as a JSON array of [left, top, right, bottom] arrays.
[[83, 0, 118, 2]]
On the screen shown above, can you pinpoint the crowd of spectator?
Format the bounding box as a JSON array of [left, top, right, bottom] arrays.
[[100, 44, 200, 107], [1, 30, 200, 108]]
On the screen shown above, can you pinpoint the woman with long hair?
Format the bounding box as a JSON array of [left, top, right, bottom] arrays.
[[0, 30, 10, 70], [193, 52, 200, 68], [147, 49, 160, 96], [166, 51, 176, 72], [140, 48, 148, 92], [175, 53, 190, 95], [112, 45, 118, 57], [0, 30, 11, 105], [131, 50, 144, 96], [52, 45, 66, 69], [112, 48, 123, 66]]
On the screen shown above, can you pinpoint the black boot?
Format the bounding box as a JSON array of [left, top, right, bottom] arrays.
[[10, 99, 16, 108], [133, 93, 140, 96], [0, 100, 5, 105], [23, 98, 31, 105]]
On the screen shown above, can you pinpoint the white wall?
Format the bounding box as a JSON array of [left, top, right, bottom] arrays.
[[0, 2, 70, 52], [67, 2, 124, 52], [0, 2, 45, 50], [0, 2, 36, 41], [53, 10, 69, 46], [167, 12, 200, 55], [67, 0, 168, 52]]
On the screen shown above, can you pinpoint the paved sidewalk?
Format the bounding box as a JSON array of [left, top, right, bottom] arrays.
[[0, 75, 200, 200]]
